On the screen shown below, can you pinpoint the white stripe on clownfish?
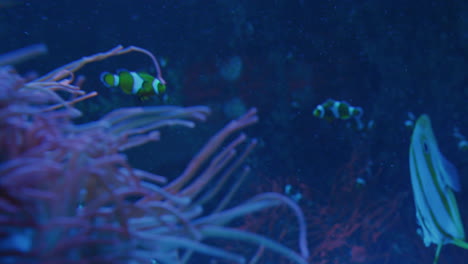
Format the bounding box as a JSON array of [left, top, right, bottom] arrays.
[[113, 75, 119, 87], [315, 105, 325, 118], [331, 101, 341, 119], [130, 72, 144, 94], [152, 78, 161, 94]]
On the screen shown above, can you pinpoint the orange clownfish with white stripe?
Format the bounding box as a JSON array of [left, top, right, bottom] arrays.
[[100, 70, 167, 101]]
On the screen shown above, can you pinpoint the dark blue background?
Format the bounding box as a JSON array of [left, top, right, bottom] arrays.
[[1, 0, 467, 263]]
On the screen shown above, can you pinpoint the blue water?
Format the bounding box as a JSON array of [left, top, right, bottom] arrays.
[[1, 0, 467, 263]]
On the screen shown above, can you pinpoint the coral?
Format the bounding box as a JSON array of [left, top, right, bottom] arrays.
[[0, 47, 308, 263], [243, 148, 405, 264], [305, 150, 404, 264]]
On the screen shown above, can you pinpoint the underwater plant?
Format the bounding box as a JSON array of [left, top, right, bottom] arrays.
[[0, 46, 308, 263]]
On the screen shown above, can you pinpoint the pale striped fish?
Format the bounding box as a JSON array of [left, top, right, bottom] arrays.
[[409, 114, 468, 263]]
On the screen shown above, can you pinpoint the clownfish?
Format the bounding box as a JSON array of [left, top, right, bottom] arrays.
[[313, 99, 362, 121], [313, 99, 369, 131], [100, 71, 166, 101]]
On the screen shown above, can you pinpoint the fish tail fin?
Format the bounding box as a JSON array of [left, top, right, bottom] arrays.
[[453, 238, 468, 249], [431, 239, 468, 263], [100, 72, 116, 87], [433, 243, 443, 264]]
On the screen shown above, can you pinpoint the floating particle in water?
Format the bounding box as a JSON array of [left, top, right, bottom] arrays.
[[223, 97, 247, 120], [219, 56, 243, 82]]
